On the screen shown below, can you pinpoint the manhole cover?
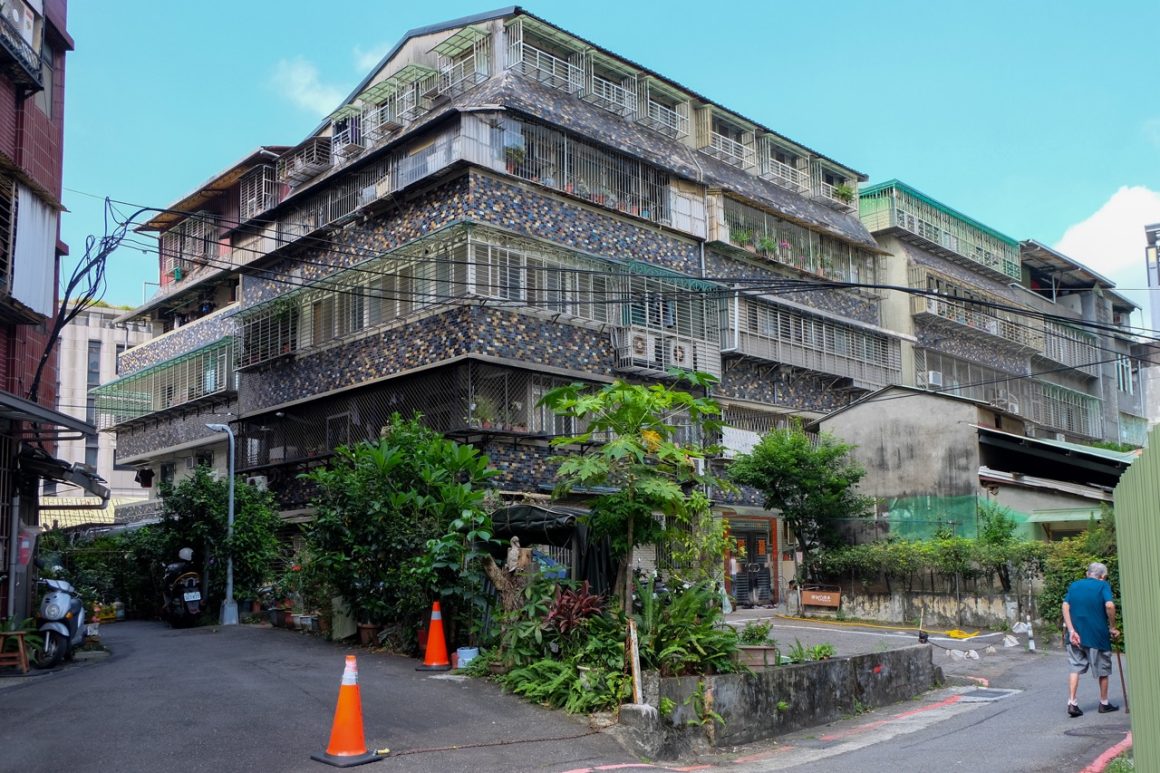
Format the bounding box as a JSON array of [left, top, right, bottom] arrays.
[[959, 688, 1020, 702]]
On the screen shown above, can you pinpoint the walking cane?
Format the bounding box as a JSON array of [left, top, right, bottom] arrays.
[[1115, 650, 1129, 714]]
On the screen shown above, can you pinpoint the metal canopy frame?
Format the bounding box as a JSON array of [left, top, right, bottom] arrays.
[[431, 25, 489, 58]]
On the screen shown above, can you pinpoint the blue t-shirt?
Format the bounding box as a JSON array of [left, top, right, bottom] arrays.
[[1065, 577, 1113, 651]]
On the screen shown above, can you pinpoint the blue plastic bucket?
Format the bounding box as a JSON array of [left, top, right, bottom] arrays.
[[457, 647, 479, 668]]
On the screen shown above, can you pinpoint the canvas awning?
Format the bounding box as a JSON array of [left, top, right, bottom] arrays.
[[490, 504, 614, 594]]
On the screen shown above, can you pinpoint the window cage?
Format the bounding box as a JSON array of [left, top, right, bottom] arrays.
[[613, 268, 723, 379], [506, 17, 584, 94], [1030, 381, 1102, 439], [859, 184, 1021, 280], [759, 136, 810, 194], [636, 78, 689, 139], [811, 162, 858, 211], [581, 53, 637, 117], [720, 197, 878, 286], [916, 350, 1034, 418], [726, 297, 901, 388], [432, 26, 491, 99], [239, 165, 276, 223], [908, 266, 1042, 351], [91, 339, 236, 429], [236, 296, 303, 369], [276, 138, 332, 186], [1039, 320, 1100, 377], [500, 116, 672, 224], [697, 109, 756, 170], [159, 211, 217, 282], [0, 173, 13, 294]]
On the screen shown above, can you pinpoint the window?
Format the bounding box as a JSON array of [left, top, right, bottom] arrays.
[[87, 340, 102, 385], [1117, 356, 1135, 395], [195, 450, 214, 468], [115, 344, 126, 375], [160, 462, 176, 485]]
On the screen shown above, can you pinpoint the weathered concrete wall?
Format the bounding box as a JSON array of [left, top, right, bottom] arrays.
[[653, 645, 941, 752], [840, 591, 1019, 630]]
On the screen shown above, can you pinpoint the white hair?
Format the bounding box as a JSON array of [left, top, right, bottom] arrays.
[[1086, 562, 1108, 579]]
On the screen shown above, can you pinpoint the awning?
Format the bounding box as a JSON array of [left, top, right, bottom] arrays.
[[490, 504, 614, 594], [1025, 509, 1104, 524], [0, 389, 95, 439]]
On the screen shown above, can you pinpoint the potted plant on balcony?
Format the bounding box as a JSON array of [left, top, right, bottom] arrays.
[[758, 236, 779, 256], [472, 395, 499, 430], [730, 227, 753, 251], [832, 183, 855, 204], [503, 145, 526, 173]]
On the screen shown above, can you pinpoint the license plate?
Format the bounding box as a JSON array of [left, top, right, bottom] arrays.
[[183, 591, 201, 602]]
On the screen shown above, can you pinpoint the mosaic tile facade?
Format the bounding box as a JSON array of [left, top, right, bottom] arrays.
[[116, 406, 237, 459], [914, 320, 1029, 375], [716, 358, 854, 415], [118, 312, 237, 375]]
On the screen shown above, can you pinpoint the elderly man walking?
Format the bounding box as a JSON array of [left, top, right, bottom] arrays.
[[1061, 561, 1120, 717]]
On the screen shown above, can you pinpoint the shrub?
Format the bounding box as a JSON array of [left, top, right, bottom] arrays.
[[738, 619, 772, 645]]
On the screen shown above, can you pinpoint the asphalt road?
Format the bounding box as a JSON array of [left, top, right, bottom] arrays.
[[0, 618, 1133, 773], [0, 621, 629, 773]]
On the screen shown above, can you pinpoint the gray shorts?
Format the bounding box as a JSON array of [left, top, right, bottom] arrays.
[[1067, 642, 1112, 677]]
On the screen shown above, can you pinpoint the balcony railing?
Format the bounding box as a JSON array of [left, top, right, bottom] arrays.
[[583, 74, 635, 116], [0, 11, 42, 91], [508, 41, 583, 93], [642, 99, 687, 138], [705, 132, 755, 169], [760, 157, 810, 193], [724, 298, 901, 389], [910, 293, 1040, 351], [276, 138, 332, 186], [437, 55, 488, 98], [815, 179, 857, 211]]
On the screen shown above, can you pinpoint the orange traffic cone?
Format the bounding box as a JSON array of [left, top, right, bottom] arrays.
[[311, 655, 383, 768], [416, 601, 451, 671]]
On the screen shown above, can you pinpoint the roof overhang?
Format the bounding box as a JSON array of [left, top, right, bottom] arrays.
[[1020, 240, 1137, 312], [138, 146, 290, 233], [0, 390, 95, 439]]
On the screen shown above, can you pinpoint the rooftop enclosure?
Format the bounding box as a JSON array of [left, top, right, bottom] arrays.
[[722, 296, 902, 390], [715, 196, 879, 286], [91, 339, 236, 429], [908, 265, 1042, 352], [860, 181, 1020, 281], [234, 224, 723, 377]]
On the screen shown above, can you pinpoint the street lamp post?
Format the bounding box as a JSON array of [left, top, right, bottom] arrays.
[[205, 423, 237, 626]]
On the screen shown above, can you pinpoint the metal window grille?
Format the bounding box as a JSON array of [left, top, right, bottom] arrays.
[[759, 137, 810, 194], [636, 78, 689, 139], [613, 268, 723, 379], [239, 165, 276, 222], [506, 18, 584, 94], [159, 211, 217, 281], [581, 53, 637, 117], [721, 197, 878, 285], [698, 109, 756, 170], [811, 163, 858, 211], [236, 298, 302, 369], [275, 138, 332, 186], [908, 266, 1042, 351], [859, 185, 1021, 280], [432, 27, 491, 99], [91, 339, 237, 429], [726, 297, 901, 388], [1031, 381, 1102, 438], [1040, 320, 1100, 377], [501, 116, 671, 224], [916, 349, 1032, 416]]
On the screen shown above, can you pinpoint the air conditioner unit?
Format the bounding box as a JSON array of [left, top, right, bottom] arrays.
[[627, 330, 659, 367], [927, 370, 943, 388], [1007, 400, 1019, 414], [245, 475, 269, 492], [668, 337, 697, 370]]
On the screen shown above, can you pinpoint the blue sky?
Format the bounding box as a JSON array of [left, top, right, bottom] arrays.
[[62, 1, 1160, 323]]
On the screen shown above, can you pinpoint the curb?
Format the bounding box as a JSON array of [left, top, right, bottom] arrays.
[[1080, 731, 1131, 773]]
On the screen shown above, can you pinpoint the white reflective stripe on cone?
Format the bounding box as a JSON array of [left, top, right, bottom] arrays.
[[342, 656, 358, 685]]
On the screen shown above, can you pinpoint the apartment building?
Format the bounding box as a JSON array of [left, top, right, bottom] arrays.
[[0, 0, 109, 620], [860, 180, 1145, 446], [39, 304, 151, 527], [98, 9, 906, 601]]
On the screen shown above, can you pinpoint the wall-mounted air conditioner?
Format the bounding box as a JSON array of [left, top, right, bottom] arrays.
[[927, 370, 943, 388], [246, 475, 269, 492], [668, 337, 697, 370], [627, 330, 660, 367]]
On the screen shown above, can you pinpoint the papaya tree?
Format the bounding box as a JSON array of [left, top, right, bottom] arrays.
[[540, 371, 731, 614]]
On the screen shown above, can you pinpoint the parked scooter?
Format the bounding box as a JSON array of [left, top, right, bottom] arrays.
[[162, 548, 204, 628], [33, 571, 85, 669]]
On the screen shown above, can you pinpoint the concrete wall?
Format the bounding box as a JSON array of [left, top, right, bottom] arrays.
[[654, 645, 941, 752], [820, 391, 980, 501], [838, 590, 1021, 630]]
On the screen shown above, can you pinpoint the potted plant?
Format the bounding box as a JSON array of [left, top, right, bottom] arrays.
[[730, 227, 753, 250], [734, 619, 781, 668], [757, 236, 779, 256], [832, 183, 855, 204], [503, 145, 526, 173], [472, 395, 499, 429]]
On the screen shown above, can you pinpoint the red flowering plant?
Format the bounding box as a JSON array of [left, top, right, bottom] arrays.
[[545, 581, 604, 637]]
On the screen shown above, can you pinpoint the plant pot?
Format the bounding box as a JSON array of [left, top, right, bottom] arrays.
[[735, 645, 781, 669], [357, 623, 380, 647], [488, 661, 509, 676]]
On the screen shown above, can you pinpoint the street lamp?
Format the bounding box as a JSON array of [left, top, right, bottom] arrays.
[[205, 423, 237, 626]]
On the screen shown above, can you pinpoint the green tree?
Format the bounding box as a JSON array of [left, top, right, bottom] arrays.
[[302, 415, 496, 637], [541, 371, 729, 614], [727, 424, 871, 576], [158, 465, 283, 607]]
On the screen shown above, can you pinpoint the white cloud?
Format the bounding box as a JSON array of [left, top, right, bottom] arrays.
[[270, 57, 344, 117], [1054, 185, 1160, 327], [353, 43, 393, 73]]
